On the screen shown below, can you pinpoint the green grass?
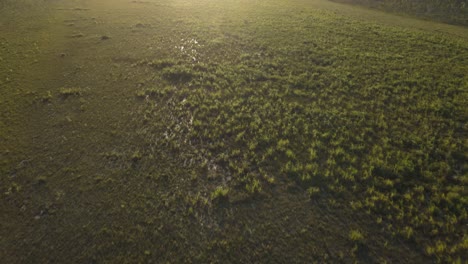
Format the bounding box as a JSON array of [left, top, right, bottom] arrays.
[[1, 0, 467, 263], [349, 229, 365, 242], [211, 186, 229, 200], [134, 1, 467, 261]]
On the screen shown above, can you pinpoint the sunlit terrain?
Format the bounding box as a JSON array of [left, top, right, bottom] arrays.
[[1, 0, 467, 262]]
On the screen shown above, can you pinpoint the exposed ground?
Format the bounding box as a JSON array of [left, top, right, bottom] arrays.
[[1, 0, 467, 263]]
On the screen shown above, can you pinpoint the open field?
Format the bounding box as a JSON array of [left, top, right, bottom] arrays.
[[331, 0, 468, 26], [1, 0, 467, 263]]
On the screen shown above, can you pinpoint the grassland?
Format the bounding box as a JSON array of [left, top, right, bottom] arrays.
[[1, 0, 467, 263], [332, 0, 468, 26]]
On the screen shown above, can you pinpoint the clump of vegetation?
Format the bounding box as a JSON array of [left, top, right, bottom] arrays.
[[306, 187, 320, 197], [131, 151, 142, 162], [211, 186, 229, 200], [41, 91, 52, 103], [244, 179, 261, 194], [349, 229, 365, 242], [59, 87, 82, 98]]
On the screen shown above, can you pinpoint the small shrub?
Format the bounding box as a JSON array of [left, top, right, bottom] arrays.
[[307, 187, 320, 197], [246, 179, 261, 194], [211, 186, 229, 200], [349, 229, 365, 242]]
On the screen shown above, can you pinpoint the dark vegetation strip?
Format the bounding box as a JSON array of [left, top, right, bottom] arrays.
[[331, 0, 468, 26]]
